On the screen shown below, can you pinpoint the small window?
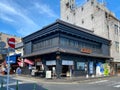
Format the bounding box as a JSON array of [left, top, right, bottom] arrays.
[[81, 7, 84, 11], [91, 1, 94, 5], [66, 2, 69, 8], [115, 41, 119, 53], [73, 12, 75, 16], [105, 12, 108, 18], [67, 16, 69, 20], [91, 14, 94, 20], [114, 24, 118, 35], [82, 19, 84, 24]]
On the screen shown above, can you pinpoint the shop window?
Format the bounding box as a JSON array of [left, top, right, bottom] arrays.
[[77, 62, 85, 70]]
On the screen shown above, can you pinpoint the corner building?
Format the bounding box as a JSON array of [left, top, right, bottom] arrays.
[[23, 20, 111, 77]]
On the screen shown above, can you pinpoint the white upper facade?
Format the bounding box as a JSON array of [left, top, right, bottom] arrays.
[[60, 0, 120, 62]]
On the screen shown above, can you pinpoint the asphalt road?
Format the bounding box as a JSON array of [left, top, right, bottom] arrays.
[[0, 75, 120, 90]]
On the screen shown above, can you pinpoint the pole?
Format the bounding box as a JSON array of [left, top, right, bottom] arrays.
[[7, 47, 10, 90], [33, 83, 36, 90], [1, 79, 3, 90], [16, 80, 18, 90]]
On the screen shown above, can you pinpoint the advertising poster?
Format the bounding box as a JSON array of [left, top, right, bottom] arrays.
[[89, 62, 93, 74]]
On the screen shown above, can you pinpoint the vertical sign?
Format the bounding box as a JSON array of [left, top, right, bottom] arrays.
[[89, 62, 93, 74]]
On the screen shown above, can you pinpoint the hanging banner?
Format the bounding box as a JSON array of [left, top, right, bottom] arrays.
[[89, 62, 93, 74]]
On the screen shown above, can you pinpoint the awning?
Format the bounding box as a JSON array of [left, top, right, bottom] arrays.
[[24, 59, 34, 65], [17, 62, 23, 66]]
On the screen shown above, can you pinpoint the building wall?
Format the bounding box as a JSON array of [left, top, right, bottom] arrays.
[[60, 0, 120, 63], [0, 32, 22, 62], [0, 32, 21, 48]]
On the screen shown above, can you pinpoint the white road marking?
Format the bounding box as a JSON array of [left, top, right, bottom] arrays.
[[10, 87, 15, 90], [107, 81, 120, 86], [88, 80, 108, 84], [114, 85, 120, 88]]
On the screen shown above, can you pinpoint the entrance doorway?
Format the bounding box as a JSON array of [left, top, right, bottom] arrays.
[[62, 65, 73, 77], [62, 65, 69, 77], [61, 60, 74, 77]]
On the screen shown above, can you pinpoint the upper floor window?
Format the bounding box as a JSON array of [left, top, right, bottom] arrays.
[[82, 19, 84, 24], [115, 41, 119, 53], [91, 1, 94, 5], [32, 37, 59, 52], [81, 7, 84, 11], [114, 24, 119, 35], [67, 16, 69, 20], [91, 14, 94, 20]]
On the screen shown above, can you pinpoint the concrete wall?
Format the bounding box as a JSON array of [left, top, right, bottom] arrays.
[[60, 0, 120, 63]]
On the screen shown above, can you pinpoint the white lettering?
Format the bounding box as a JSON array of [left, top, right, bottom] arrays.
[[8, 41, 15, 45]]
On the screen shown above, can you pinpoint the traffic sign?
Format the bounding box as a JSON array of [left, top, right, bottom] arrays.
[[8, 38, 15, 48]]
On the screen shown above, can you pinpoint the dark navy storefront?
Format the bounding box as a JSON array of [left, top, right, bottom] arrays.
[[22, 20, 112, 78]]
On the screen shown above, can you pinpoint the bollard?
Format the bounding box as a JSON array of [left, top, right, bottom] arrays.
[[1, 79, 3, 90], [16, 80, 18, 90], [33, 83, 36, 90]]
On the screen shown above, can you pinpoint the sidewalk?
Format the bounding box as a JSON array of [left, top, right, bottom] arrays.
[[11, 74, 118, 84]]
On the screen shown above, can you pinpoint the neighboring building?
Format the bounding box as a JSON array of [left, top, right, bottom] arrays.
[[60, 0, 120, 74], [15, 42, 24, 56], [22, 20, 111, 77], [10, 42, 24, 56], [0, 32, 21, 65]]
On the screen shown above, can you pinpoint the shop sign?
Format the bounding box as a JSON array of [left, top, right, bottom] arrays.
[[6, 55, 17, 64], [37, 62, 42, 65], [46, 70, 51, 79], [81, 48, 92, 54], [46, 60, 56, 65], [35, 58, 41, 62], [62, 60, 74, 65]]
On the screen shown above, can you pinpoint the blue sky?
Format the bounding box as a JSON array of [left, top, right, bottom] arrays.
[[0, 0, 120, 37]]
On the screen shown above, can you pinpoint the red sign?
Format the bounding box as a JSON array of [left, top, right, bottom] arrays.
[[81, 48, 92, 54], [8, 38, 15, 48], [24, 59, 34, 65]]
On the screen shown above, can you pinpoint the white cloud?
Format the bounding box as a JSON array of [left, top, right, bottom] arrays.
[[0, 14, 15, 22], [34, 3, 58, 18], [0, 1, 39, 36], [0, 2, 17, 15], [0, 0, 58, 36]]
